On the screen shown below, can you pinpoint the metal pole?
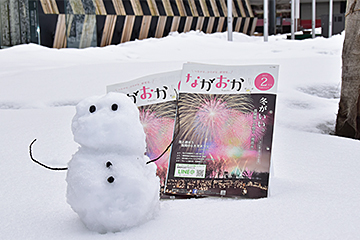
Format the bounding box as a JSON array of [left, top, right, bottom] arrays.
[[269, 0, 276, 35], [264, 0, 268, 41], [35, 1, 41, 45], [0, 1, 3, 48], [329, 0, 333, 37], [295, 0, 300, 32], [312, 0, 316, 38], [291, 0, 295, 39], [227, 0, 233, 41]]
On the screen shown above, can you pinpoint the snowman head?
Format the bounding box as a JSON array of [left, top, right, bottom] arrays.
[[72, 92, 146, 154]]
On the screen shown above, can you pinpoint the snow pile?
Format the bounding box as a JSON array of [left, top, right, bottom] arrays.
[[1, 31, 360, 239], [66, 92, 159, 233]]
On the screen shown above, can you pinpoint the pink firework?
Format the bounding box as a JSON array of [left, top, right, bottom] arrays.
[[139, 107, 175, 187], [242, 168, 254, 179], [217, 110, 267, 150], [139, 108, 174, 168], [177, 93, 253, 147], [139, 101, 176, 186], [210, 109, 272, 172], [216, 110, 253, 148], [193, 97, 233, 141]]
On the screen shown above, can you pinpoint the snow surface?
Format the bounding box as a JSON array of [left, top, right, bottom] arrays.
[[1, 30, 360, 239]]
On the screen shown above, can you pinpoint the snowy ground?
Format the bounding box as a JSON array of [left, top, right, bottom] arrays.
[[1, 31, 360, 239]]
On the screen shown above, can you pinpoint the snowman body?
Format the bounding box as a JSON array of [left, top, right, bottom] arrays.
[[66, 92, 160, 233]]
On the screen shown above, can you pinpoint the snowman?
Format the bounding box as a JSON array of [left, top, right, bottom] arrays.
[[66, 92, 160, 233]]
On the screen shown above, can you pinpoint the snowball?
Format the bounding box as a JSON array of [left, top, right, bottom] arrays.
[[66, 92, 160, 233], [66, 150, 160, 233], [72, 92, 147, 154]]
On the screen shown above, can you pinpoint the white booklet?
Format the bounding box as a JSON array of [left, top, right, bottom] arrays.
[[107, 70, 181, 196], [164, 63, 279, 198]]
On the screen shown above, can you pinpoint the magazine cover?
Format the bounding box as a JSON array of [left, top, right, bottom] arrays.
[[107, 71, 181, 195], [165, 63, 279, 198]]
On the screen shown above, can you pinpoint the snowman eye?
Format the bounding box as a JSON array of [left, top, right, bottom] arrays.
[[89, 105, 96, 113], [111, 104, 118, 111]]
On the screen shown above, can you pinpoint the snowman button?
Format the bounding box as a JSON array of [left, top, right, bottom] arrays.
[[107, 176, 115, 183], [106, 161, 112, 168], [89, 105, 96, 113], [111, 104, 118, 111]]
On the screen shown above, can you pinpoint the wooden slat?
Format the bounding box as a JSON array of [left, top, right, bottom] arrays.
[[234, 17, 242, 32], [175, 0, 186, 16], [53, 14, 66, 48], [183, 16, 193, 32], [40, 0, 50, 13], [155, 16, 167, 38], [147, 0, 159, 15], [162, 0, 174, 16], [209, 0, 220, 17], [244, 0, 254, 17], [130, 0, 143, 15], [50, 0, 59, 13], [242, 17, 250, 33], [232, 2, 238, 17], [235, 0, 246, 17], [196, 17, 205, 30], [199, 0, 210, 17], [139, 16, 152, 40], [69, 0, 85, 14], [39, 0, 47, 13], [108, 15, 117, 42], [217, 17, 225, 32], [65, 14, 74, 38], [79, 15, 96, 48], [93, 0, 107, 15], [188, 0, 198, 16], [219, 0, 227, 17], [206, 17, 215, 33], [121, 16, 135, 42], [100, 15, 117, 46], [112, 0, 127, 15], [250, 17, 257, 35], [171, 16, 181, 32]]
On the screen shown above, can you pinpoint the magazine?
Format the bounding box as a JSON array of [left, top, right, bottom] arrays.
[[164, 63, 279, 198], [107, 70, 181, 196]]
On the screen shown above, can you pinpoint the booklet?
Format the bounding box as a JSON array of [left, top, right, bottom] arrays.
[[164, 63, 279, 198], [107, 70, 181, 196]]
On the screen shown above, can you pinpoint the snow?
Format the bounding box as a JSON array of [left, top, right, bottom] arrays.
[[1, 30, 359, 239], [71, 93, 146, 153]]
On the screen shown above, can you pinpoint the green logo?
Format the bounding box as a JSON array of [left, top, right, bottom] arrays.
[[178, 169, 190, 175]]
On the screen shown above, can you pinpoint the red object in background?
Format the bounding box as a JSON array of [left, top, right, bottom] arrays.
[[300, 19, 322, 29], [256, 18, 321, 28]]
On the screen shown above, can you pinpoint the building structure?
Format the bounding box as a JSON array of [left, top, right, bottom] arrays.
[[250, 0, 346, 34], [0, 0, 346, 48], [0, 0, 257, 48]]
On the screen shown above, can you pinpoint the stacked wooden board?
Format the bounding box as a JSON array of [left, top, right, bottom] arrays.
[[37, 0, 257, 48]]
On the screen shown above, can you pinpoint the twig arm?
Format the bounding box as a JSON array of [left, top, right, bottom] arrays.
[[29, 139, 68, 171]]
